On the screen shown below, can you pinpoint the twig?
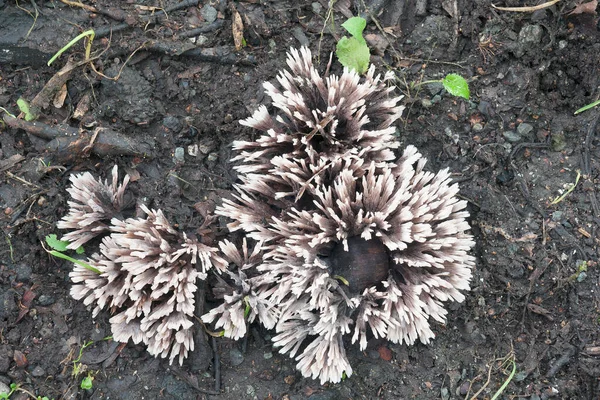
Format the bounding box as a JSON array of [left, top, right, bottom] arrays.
[[212, 336, 220, 393], [492, 0, 561, 12]]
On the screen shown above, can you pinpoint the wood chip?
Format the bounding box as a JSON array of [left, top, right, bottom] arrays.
[[231, 5, 244, 51]]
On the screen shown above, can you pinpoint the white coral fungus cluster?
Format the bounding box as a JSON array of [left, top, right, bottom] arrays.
[[61, 168, 226, 365], [207, 47, 475, 384]]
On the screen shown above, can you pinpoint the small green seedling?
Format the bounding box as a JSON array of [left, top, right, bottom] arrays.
[[72, 340, 93, 378], [418, 74, 470, 100], [17, 98, 36, 121], [336, 16, 370, 74], [44, 234, 99, 274], [47, 29, 95, 66], [574, 99, 600, 115], [550, 170, 580, 205], [80, 372, 94, 390]]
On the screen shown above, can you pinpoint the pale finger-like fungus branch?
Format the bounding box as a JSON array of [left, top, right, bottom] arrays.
[[57, 165, 130, 249]]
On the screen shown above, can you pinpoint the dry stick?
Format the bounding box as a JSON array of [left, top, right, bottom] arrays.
[[492, 0, 561, 12], [582, 114, 600, 217], [93, 0, 200, 38], [3, 115, 154, 158], [212, 336, 220, 393]]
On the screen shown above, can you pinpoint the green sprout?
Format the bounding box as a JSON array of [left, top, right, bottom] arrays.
[[44, 234, 99, 274], [72, 340, 94, 378], [335, 16, 370, 74], [47, 29, 95, 66], [574, 99, 600, 115], [550, 170, 581, 205]]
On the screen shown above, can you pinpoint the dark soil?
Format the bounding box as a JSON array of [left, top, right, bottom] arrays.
[[1, 0, 600, 399]]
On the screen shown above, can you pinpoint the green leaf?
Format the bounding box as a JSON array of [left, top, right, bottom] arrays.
[[341, 17, 367, 43], [17, 98, 36, 121], [45, 234, 70, 251], [75, 245, 85, 254], [442, 74, 470, 100], [80, 375, 93, 390], [336, 36, 370, 74]]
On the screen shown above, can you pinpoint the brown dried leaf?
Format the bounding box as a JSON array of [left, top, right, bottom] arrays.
[[16, 286, 37, 324], [53, 83, 68, 109], [231, 6, 244, 51], [14, 349, 28, 368], [567, 0, 597, 15], [73, 93, 91, 120]]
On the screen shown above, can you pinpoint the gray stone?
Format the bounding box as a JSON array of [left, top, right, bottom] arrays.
[[37, 294, 55, 306], [0, 381, 10, 396], [558, 40, 567, 50], [263, 351, 273, 360], [517, 122, 534, 136], [367, 349, 380, 359], [502, 130, 522, 142], [31, 366, 45, 377], [173, 147, 185, 163], [200, 4, 218, 24], [552, 211, 563, 221], [519, 24, 543, 45], [472, 123, 484, 132], [162, 116, 182, 132], [421, 98, 433, 108], [291, 26, 309, 47], [311, 2, 322, 14], [0, 345, 12, 373], [229, 348, 244, 366], [13, 264, 32, 282]]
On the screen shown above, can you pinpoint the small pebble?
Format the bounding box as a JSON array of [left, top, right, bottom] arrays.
[[577, 272, 587, 282], [378, 346, 393, 361], [188, 144, 199, 157], [263, 351, 273, 360], [37, 295, 55, 306], [311, 2, 322, 14], [421, 98, 433, 108], [229, 348, 244, 366], [472, 123, 484, 132], [367, 350, 380, 360], [173, 147, 185, 163], [200, 4, 218, 23], [291, 26, 310, 47], [502, 130, 521, 143], [31, 366, 45, 377], [162, 116, 182, 132], [0, 381, 10, 396], [207, 152, 218, 162], [517, 122, 534, 136]]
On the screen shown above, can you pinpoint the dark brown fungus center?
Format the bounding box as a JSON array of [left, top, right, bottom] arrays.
[[329, 236, 390, 293]]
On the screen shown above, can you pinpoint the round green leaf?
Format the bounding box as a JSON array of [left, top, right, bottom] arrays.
[[442, 74, 470, 100]]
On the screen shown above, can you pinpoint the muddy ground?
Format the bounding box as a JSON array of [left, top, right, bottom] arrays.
[[1, 0, 600, 399]]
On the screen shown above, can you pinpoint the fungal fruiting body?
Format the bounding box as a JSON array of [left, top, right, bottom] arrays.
[[62, 168, 226, 365], [211, 47, 475, 384]]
